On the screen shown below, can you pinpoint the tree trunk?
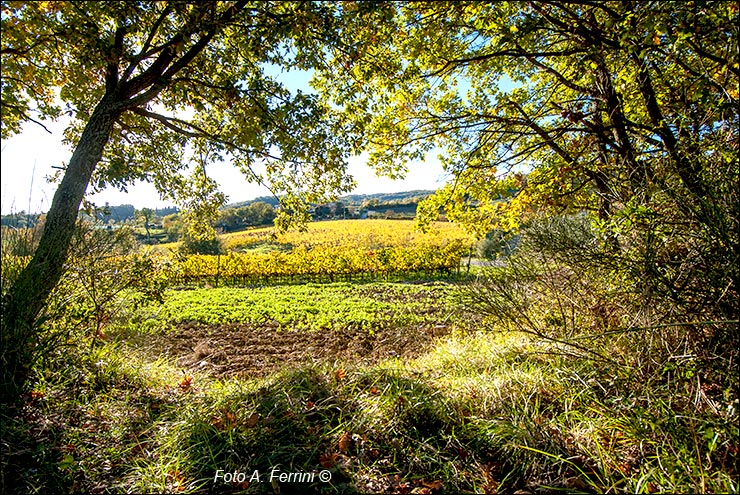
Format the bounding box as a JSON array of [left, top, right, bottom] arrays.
[[1, 97, 120, 404]]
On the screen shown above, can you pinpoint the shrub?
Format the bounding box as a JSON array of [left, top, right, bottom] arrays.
[[1, 221, 168, 401], [179, 233, 222, 255], [467, 213, 737, 378], [475, 229, 518, 260]]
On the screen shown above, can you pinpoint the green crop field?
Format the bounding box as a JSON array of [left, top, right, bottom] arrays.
[[146, 282, 463, 330]]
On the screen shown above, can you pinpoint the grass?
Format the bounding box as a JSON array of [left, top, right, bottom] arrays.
[[3, 282, 737, 494]]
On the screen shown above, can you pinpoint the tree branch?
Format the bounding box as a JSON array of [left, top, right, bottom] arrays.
[[130, 107, 201, 137], [425, 48, 587, 78], [163, 1, 248, 79], [120, 3, 174, 83], [105, 24, 126, 95], [632, 54, 706, 197]]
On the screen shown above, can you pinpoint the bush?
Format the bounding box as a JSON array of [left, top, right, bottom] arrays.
[[475, 229, 518, 260], [179, 233, 222, 255], [465, 212, 738, 493], [1, 221, 168, 400], [467, 213, 738, 378]]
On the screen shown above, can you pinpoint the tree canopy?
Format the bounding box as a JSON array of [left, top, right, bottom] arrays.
[[314, 1, 737, 229], [313, 0, 738, 316], [2, 1, 356, 224]]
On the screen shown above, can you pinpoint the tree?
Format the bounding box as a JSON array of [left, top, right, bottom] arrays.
[[331, 200, 347, 218], [314, 1, 738, 317], [162, 212, 184, 241], [217, 207, 241, 232], [0, 1, 357, 401], [135, 207, 155, 241], [246, 201, 276, 226]]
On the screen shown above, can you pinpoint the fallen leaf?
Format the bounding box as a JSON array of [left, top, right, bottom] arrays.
[[391, 478, 412, 494], [338, 432, 353, 453], [481, 480, 499, 494], [422, 479, 444, 491], [178, 375, 193, 392], [320, 451, 338, 468], [223, 410, 237, 428], [246, 412, 260, 428], [167, 470, 185, 492], [28, 390, 44, 401], [334, 368, 346, 381]]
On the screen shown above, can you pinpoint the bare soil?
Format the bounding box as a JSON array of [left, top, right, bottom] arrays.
[[150, 321, 453, 379]]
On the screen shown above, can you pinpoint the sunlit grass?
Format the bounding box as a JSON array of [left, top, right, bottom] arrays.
[[6, 317, 736, 494], [3, 277, 736, 494]]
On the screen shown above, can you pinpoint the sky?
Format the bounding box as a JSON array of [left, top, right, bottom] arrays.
[[0, 67, 448, 215], [0, 121, 448, 215]]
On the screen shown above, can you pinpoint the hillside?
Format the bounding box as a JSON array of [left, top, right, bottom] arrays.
[[226, 190, 435, 209]]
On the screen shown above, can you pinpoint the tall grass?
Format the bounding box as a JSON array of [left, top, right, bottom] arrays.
[[3, 318, 736, 493]]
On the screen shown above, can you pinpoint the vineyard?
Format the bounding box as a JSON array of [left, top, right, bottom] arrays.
[[152, 219, 475, 285], [1, 220, 475, 289]]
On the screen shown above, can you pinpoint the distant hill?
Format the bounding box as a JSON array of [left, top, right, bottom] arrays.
[[339, 190, 436, 206], [96, 204, 179, 222], [225, 190, 436, 209], [95, 190, 438, 223], [226, 196, 282, 209]]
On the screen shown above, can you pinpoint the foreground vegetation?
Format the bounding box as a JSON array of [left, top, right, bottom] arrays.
[[1, 284, 736, 494], [2, 2, 737, 493], [2, 264, 737, 494]]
